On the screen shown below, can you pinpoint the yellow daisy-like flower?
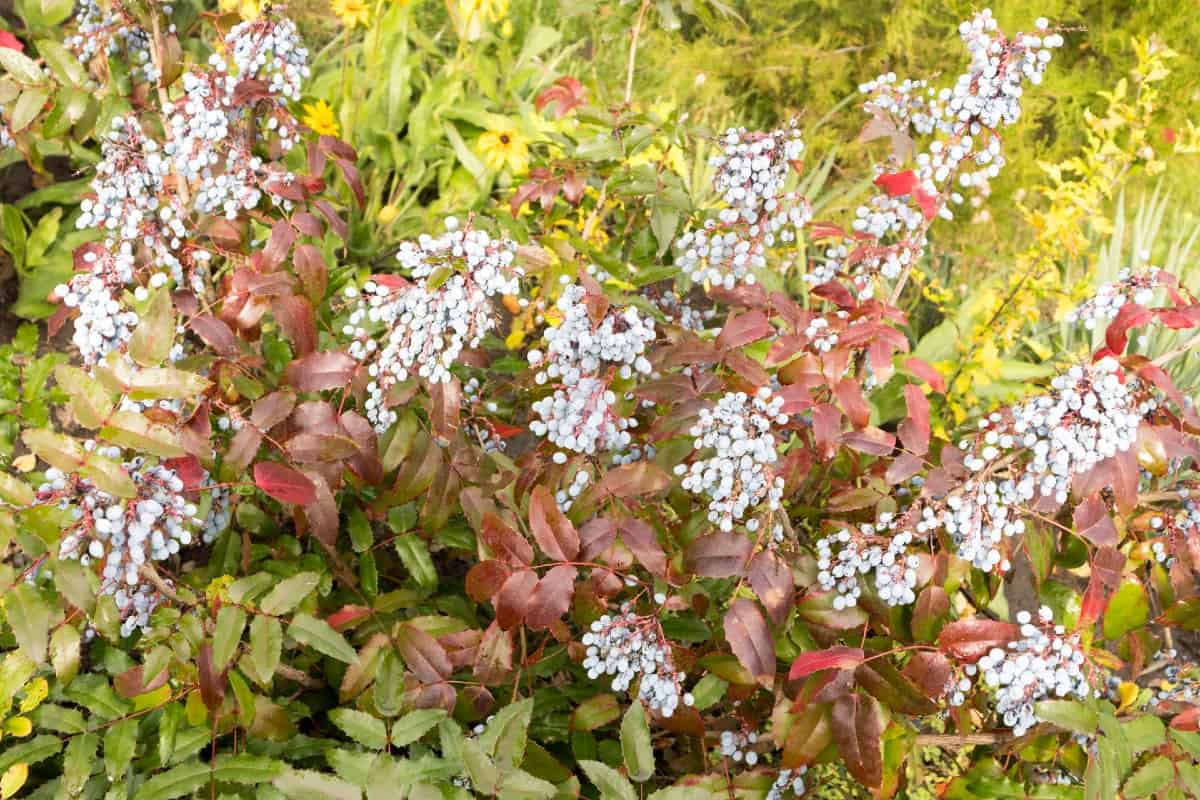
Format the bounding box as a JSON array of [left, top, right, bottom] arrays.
[[477, 128, 529, 175], [218, 0, 261, 20], [330, 0, 370, 28], [452, 0, 510, 41], [300, 101, 340, 137]]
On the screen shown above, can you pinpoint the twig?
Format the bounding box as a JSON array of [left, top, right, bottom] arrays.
[[275, 664, 323, 689], [914, 732, 1009, 747], [623, 0, 652, 105]]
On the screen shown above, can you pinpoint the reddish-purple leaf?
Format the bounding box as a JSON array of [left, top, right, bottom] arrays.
[[535, 76, 587, 119], [938, 619, 1021, 663], [303, 470, 340, 547], [619, 518, 666, 577], [529, 485, 580, 562], [724, 599, 775, 688], [686, 532, 752, 578], [474, 621, 514, 685], [115, 664, 169, 698], [899, 384, 930, 455], [293, 244, 329, 302], [525, 565, 578, 629], [834, 378, 870, 429], [395, 623, 452, 683], [717, 309, 772, 350], [749, 549, 793, 625], [904, 358, 946, 393], [788, 646, 865, 680], [1073, 494, 1117, 547], [250, 390, 296, 430], [494, 569, 538, 630], [466, 560, 511, 603], [253, 462, 316, 505], [579, 517, 618, 560], [831, 693, 883, 789], [197, 644, 225, 713], [842, 426, 896, 456], [812, 403, 842, 458], [598, 462, 671, 498], [189, 314, 239, 357], [1105, 303, 1153, 354], [885, 452, 924, 485], [902, 651, 952, 700], [287, 350, 357, 392], [481, 513, 534, 567], [273, 295, 317, 355], [1080, 546, 1126, 626], [429, 379, 462, 444], [262, 222, 297, 270]]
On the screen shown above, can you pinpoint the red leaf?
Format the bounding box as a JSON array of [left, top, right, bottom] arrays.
[[1105, 303, 1153, 354], [834, 378, 870, 429], [807, 222, 846, 242], [618, 518, 666, 577], [686, 532, 752, 578], [115, 664, 169, 698], [466, 560, 511, 603], [197, 644, 225, 713], [262, 222, 297, 270], [812, 403, 842, 458], [579, 517, 617, 560], [598, 462, 670, 498], [474, 621, 514, 685], [273, 295, 317, 356], [904, 357, 946, 393], [494, 569, 538, 630], [873, 170, 919, 198], [429, 378, 462, 444], [724, 599, 775, 688], [842, 426, 896, 456], [327, 605, 372, 630], [250, 390, 296, 430], [788, 646, 865, 680], [528, 485, 580, 561], [749, 549, 793, 625], [1073, 495, 1118, 547], [525, 565, 578, 629], [899, 384, 930, 455], [810, 281, 856, 309], [189, 314, 239, 357], [480, 513, 534, 567], [1080, 546, 1126, 626], [915, 188, 939, 221], [717, 309, 772, 350], [937, 619, 1021, 663], [286, 350, 357, 392], [831, 693, 883, 789], [902, 651, 952, 700], [395, 623, 452, 683], [535, 76, 587, 119], [302, 470, 339, 547], [885, 452, 923, 485], [1171, 707, 1200, 731], [0, 31, 24, 51], [253, 462, 316, 505], [293, 244, 329, 302], [163, 455, 206, 491]]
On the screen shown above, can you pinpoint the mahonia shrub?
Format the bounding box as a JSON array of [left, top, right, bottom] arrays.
[[1, 5, 1200, 800]]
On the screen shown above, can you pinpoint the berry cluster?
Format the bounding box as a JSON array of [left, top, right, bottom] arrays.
[[56, 245, 139, 366], [717, 729, 761, 766], [344, 220, 522, 432], [974, 607, 1095, 736], [77, 115, 170, 249], [816, 513, 921, 609], [528, 283, 655, 458], [675, 121, 810, 289], [767, 767, 809, 800], [1065, 267, 1169, 329], [581, 610, 694, 717], [811, 10, 1063, 296], [66, 0, 158, 84], [44, 453, 202, 636]]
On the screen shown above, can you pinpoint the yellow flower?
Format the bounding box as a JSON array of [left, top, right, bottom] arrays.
[[300, 101, 339, 137], [330, 0, 370, 28], [218, 0, 261, 19], [450, 0, 510, 41], [477, 128, 529, 175]]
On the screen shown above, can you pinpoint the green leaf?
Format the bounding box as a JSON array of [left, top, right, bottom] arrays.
[[620, 702, 654, 782], [260, 572, 321, 615], [570, 694, 621, 731], [132, 759, 210, 800], [50, 623, 81, 683], [289, 613, 359, 664], [55, 363, 114, 428], [213, 606, 247, 670], [35, 40, 86, 85], [61, 732, 98, 795], [479, 697, 534, 770], [0, 49, 47, 85], [101, 410, 186, 457], [388, 709, 446, 747], [1034, 700, 1099, 735], [127, 367, 212, 401], [1121, 715, 1164, 754], [462, 739, 499, 796], [129, 287, 175, 366], [31, 702, 86, 733], [54, 558, 97, 614], [104, 717, 139, 781], [249, 615, 282, 686], [1103, 582, 1149, 640], [0, 473, 34, 507], [348, 508, 373, 553], [228, 668, 256, 727], [10, 87, 48, 132], [394, 534, 437, 590], [329, 708, 388, 750], [579, 760, 636, 800], [80, 451, 138, 498], [0, 734, 60, 772], [7, 582, 48, 664], [496, 769, 558, 800], [273, 767, 362, 800], [382, 410, 419, 472], [1123, 756, 1173, 797]]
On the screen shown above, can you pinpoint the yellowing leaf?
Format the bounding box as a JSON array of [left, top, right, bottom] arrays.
[[1117, 680, 1140, 713], [3, 717, 30, 738], [0, 762, 27, 799], [19, 678, 47, 713]]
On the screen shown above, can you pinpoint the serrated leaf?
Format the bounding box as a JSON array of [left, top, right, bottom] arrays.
[[329, 708, 387, 750], [50, 624, 80, 683], [128, 367, 212, 401], [7, 583, 48, 664], [259, 572, 320, 615], [620, 702, 653, 782], [394, 534, 437, 590], [129, 288, 174, 366], [101, 410, 185, 457], [1123, 755, 1172, 797], [0, 735, 59, 773], [289, 613, 358, 664], [10, 87, 47, 133], [1035, 700, 1099, 735], [479, 697, 533, 770], [389, 709, 446, 747], [103, 717, 138, 781], [273, 767, 362, 800], [249, 615, 282, 686], [212, 606, 246, 670], [579, 760, 636, 800], [80, 452, 137, 498], [61, 732, 98, 795], [0, 49, 46, 85], [55, 363, 114, 428]]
